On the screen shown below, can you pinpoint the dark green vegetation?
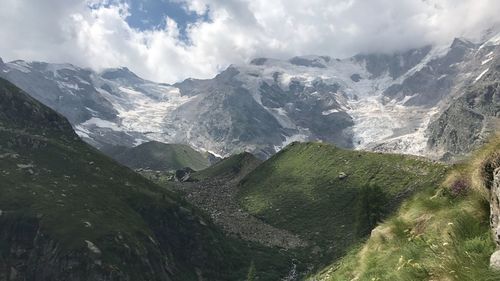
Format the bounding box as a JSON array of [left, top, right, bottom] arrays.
[[314, 189, 498, 281], [0, 78, 293, 280], [101, 141, 212, 171], [4, 71, 499, 280], [192, 152, 262, 181], [312, 139, 500, 281], [238, 142, 448, 267]]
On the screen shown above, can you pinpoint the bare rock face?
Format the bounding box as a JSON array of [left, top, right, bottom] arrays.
[[490, 167, 500, 269], [491, 250, 500, 270], [491, 168, 500, 244]]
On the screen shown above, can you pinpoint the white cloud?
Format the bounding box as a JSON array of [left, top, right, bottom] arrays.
[[0, 0, 499, 83]]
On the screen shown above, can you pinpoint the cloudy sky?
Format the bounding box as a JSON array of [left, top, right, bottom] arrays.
[[1, 0, 499, 83]]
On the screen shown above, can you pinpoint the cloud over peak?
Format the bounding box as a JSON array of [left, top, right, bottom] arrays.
[[0, 0, 499, 83]]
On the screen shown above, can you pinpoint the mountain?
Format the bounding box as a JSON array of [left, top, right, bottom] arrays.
[[101, 141, 214, 171], [1, 30, 500, 160], [0, 77, 293, 280], [427, 40, 500, 160]]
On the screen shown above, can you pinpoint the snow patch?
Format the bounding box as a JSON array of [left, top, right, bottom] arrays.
[[74, 125, 93, 139], [57, 81, 81, 91], [274, 133, 309, 152], [81, 117, 122, 131], [7, 61, 31, 73], [482, 57, 494, 65], [474, 68, 489, 83], [322, 108, 339, 115], [348, 94, 435, 156], [480, 32, 500, 49]]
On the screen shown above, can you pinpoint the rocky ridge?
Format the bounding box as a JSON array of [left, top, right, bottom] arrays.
[[1, 30, 500, 160]]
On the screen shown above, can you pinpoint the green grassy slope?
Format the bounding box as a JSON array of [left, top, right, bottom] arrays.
[[238, 142, 448, 267], [0, 78, 292, 280], [313, 139, 500, 281], [102, 141, 212, 171], [192, 152, 262, 180]]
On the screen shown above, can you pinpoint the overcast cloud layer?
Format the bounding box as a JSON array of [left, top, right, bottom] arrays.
[[0, 0, 499, 83]]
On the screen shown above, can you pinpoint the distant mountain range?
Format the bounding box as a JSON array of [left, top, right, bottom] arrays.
[[1, 29, 499, 160]]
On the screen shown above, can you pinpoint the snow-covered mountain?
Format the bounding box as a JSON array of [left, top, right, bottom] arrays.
[[1, 30, 499, 159]]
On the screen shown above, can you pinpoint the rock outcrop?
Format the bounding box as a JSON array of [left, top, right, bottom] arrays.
[[487, 159, 500, 269]]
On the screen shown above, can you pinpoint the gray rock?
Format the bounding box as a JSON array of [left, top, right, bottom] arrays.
[[491, 250, 500, 270], [488, 166, 500, 270], [427, 51, 500, 160], [85, 240, 102, 255]]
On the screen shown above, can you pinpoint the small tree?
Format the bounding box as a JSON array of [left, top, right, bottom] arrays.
[[450, 177, 470, 197], [354, 184, 388, 236], [247, 261, 256, 281]]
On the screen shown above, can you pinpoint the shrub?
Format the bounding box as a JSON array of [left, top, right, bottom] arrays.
[[450, 177, 470, 197]]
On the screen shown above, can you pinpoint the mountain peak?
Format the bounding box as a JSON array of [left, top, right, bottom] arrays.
[[451, 37, 476, 49], [100, 67, 143, 82], [289, 56, 327, 68], [250, 57, 268, 66]]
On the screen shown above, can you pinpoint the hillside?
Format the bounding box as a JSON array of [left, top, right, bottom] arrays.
[[191, 152, 262, 181], [101, 141, 213, 171], [149, 141, 450, 277], [312, 138, 500, 281], [237, 142, 448, 268], [158, 152, 307, 251], [0, 77, 292, 280]]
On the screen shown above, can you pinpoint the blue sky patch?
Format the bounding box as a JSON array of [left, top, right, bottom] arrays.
[[124, 0, 209, 39]]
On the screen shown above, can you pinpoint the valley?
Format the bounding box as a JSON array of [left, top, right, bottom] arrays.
[[1, 7, 500, 280]]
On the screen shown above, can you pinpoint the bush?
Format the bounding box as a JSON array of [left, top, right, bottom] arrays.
[[450, 177, 470, 197]]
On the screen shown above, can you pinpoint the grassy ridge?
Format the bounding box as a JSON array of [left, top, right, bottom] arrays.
[[313, 138, 500, 281], [192, 152, 262, 180], [238, 142, 448, 267], [103, 141, 212, 171]]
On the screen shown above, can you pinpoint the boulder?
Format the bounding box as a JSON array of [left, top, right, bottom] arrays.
[[491, 250, 500, 270], [175, 167, 195, 182]]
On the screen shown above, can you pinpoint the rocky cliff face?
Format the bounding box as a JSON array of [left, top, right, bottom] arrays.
[[490, 167, 500, 269], [0, 215, 163, 281], [427, 44, 500, 161], [481, 151, 500, 269]]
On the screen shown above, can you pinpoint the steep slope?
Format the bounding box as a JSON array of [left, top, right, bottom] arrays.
[[151, 153, 309, 252], [101, 141, 212, 171], [237, 142, 448, 268], [312, 139, 500, 281], [427, 45, 500, 160], [0, 78, 292, 280], [0, 62, 190, 149], [191, 152, 262, 181]]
